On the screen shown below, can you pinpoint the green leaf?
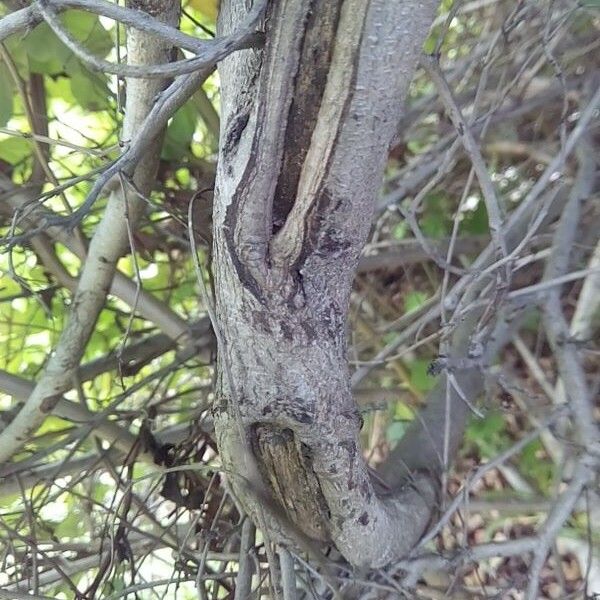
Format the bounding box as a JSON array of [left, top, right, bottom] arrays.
[[420, 192, 450, 238], [24, 23, 72, 75], [162, 101, 199, 161], [62, 11, 113, 57], [2, 37, 28, 76], [394, 401, 414, 421], [464, 412, 509, 459], [45, 74, 76, 104], [0, 64, 14, 127], [0, 137, 32, 164], [24, 11, 112, 76], [404, 291, 428, 314], [55, 508, 84, 538], [423, 34, 436, 55], [461, 201, 489, 235], [421, 212, 447, 238], [517, 439, 555, 493], [68, 64, 111, 111], [392, 221, 408, 241], [409, 359, 436, 393]]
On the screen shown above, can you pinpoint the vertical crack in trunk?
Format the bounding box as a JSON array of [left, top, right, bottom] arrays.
[[271, 0, 343, 234]]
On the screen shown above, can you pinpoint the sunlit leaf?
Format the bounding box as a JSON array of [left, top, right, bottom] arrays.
[[386, 420, 409, 444], [0, 137, 32, 164], [24, 11, 112, 75], [187, 0, 219, 20], [68, 64, 112, 112]]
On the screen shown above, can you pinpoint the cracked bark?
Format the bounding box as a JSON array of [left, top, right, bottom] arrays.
[[213, 0, 440, 567]]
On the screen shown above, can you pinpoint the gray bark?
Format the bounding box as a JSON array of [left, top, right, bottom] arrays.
[[212, 0, 440, 567]]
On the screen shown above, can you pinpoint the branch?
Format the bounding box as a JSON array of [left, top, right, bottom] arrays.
[[0, 369, 147, 461], [367, 87, 600, 558], [1, 0, 210, 52], [395, 537, 538, 587], [0, 0, 181, 465], [569, 236, 600, 340], [0, 450, 119, 500], [352, 81, 600, 386], [270, 1, 441, 282], [233, 519, 256, 600], [542, 137, 599, 450], [525, 459, 596, 600], [36, 0, 264, 79], [214, 0, 443, 569], [414, 408, 566, 549], [422, 55, 507, 258], [357, 236, 488, 273]]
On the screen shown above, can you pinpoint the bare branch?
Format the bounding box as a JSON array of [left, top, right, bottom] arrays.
[[422, 55, 507, 258], [0, 174, 192, 343], [542, 138, 599, 450], [234, 519, 256, 600], [36, 0, 264, 79], [1, 0, 211, 52], [526, 460, 596, 600]]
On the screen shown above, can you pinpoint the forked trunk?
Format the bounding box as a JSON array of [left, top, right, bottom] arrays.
[[212, 0, 439, 567]]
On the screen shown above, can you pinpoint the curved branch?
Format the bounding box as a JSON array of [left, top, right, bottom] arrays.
[[37, 0, 264, 79], [1, 0, 208, 52], [214, 0, 442, 570]]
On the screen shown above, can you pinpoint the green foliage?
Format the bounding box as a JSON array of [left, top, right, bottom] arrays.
[[163, 100, 199, 161], [23, 11, 112, 76], [517, 439, 555, 493], [0, 137, 32, 165], [68, 63, 112, 112], [408, 358, 437, 393], [404, 290, 429, 314], [461, 200, 489, 235], [464, 411, 509, 459], [54, 503, 86, 538], [386, 420, 409, 444], [0, 64, 14, 127], [392, 221, 408, 240], [420, 192, 451, 238]]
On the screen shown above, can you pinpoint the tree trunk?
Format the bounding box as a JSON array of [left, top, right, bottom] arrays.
[[212, 0, 439, 567]]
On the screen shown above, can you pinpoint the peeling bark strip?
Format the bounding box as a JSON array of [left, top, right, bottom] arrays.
[[271, 0, 343, 233], [213, 0, 440, 567]]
